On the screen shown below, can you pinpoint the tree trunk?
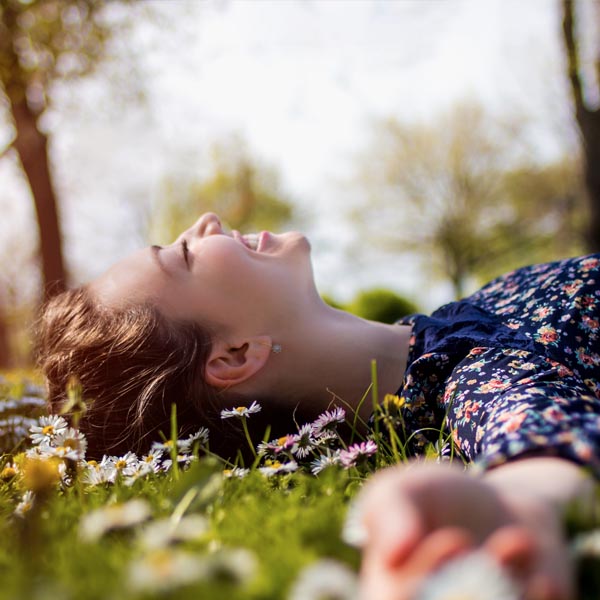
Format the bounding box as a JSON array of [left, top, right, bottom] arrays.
[[562, 0, 600, 251], [579, 112, 600, 251], [9, 96, 66, 299], [0, 308, 10, 369], [2, 3, 66, 301]]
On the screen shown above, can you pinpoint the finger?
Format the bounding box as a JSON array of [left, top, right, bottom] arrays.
[[484, 526, 537, 580], [404, 526, 476, 575], [361, 471, 425, 568], [526, 574, 569, 600], [359, 528, 476, 600]]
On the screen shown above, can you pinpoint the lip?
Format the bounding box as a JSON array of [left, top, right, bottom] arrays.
[[257, 231, 269, 252], [231, 230, 268, 253], [231, 230, 249, 250]]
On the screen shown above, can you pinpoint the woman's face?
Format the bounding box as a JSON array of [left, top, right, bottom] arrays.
[[90, 213, 318, 335]]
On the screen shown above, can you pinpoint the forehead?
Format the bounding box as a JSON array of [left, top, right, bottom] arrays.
[[89, 247, 168, 308]]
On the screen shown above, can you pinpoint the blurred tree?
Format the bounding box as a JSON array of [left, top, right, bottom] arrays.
[[353, 102, 586, 299], [0, 0, 133, 299], [562, 0, 600, 251], [151, 138, 295, 243]]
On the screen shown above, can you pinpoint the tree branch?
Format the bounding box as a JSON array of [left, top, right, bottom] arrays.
[[562, 0, 588, 118]]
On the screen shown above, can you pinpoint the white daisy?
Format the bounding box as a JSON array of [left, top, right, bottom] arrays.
[[22, 381, 46, 397], [14, 490, 35, 518], [12, 395, 47, 409], [42, 427, 87, 461], [178, 427, 210, 452], [25, 446, 48, 459], [257, 435, 295, 456], [141, 449, 165, 473], [287, 558, 358, 600], [340, 494, 367, 547], [202, 548, 257, 585], [223, 466, 250, 479], [79, 499, 151, 542], [310, 450, 342, 475], [160, 454, 196, 472], [220, 401, 262, 419], [82, 461, 113, 486], [151, 439, 177, 453], [291, 424, 316, 458], [139, 514, 209, 549], [258, 460, 298, 477], [123, 462, 154, 486], [102, 451, 139, 482], [415, 551, 521, 600], [0, 416, 38, 440], [128, 549, 206, 592], [433, 439, 452, 463], [29, 415, 69, 445], [313, 429, 340, 447], [573, 528, 600, 556]]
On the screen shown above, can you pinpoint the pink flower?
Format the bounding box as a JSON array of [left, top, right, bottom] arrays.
[[339, 441, 378, 468]]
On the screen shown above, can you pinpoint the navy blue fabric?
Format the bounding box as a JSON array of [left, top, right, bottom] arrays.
[[383, 254, 600, 477]]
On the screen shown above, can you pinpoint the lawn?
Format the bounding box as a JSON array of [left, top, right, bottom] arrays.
[[0, 373, 598, 600]]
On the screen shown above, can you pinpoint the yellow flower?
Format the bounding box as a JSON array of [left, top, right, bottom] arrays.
[[383, 394, 406, 411], [22, 456, 62, 493], [0, 464, 18, 481]]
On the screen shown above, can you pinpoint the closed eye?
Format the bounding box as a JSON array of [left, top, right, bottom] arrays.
[[182, 239, 189, 268]]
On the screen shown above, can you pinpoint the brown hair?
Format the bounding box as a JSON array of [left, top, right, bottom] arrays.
[[36, 287, 305, 462]]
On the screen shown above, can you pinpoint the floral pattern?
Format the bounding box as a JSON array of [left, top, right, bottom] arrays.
[[392, 254, 600, 477]]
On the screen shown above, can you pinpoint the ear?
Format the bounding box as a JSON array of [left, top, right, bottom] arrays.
[[204, 335, 273, 389]]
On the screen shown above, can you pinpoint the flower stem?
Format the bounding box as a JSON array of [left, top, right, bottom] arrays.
[[241, 417, 257, 461], [170, 403, 179, 480]]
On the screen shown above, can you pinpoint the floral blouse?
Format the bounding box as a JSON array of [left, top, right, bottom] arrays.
[[393, 254, 600, 477]]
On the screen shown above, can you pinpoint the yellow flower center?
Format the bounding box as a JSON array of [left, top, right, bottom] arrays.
[[115, 459, 128, 470], [1, 467, 16, 480], [87, 460, 98, 468], [42, 425, 54, 435], [235, 406, 246, 413], [64, 438, 78, 450], [223, 469, 232, 476], [277, 436, 288, 446]]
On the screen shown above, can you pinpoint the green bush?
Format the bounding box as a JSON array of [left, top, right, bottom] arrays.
[[320, 294, 345, 310], [347, 288, 419, 324]]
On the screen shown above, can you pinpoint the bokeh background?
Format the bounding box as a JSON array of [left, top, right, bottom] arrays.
[[1, 0, 599, 367]]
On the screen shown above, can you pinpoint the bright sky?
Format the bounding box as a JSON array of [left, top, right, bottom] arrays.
[[0, 0, 581, 309]]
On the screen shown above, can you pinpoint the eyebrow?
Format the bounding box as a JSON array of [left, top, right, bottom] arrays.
[[150, 245, 172, 277]]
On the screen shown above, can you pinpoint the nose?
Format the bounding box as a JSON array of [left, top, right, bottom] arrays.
[[191, 213, 224, 238]]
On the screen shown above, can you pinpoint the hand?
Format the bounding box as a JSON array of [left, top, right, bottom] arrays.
[[357, 462, 574, 600]]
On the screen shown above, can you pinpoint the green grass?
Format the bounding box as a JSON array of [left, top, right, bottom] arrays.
[[0, 374, 598, 599]]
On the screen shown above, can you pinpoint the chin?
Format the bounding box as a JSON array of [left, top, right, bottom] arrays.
[[287, 231, 311, 252]]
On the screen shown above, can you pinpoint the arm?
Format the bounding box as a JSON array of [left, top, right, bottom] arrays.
[[483, 455, 595, 513]]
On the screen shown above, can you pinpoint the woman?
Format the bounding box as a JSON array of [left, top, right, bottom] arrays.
[[38, 212, 598, 599]]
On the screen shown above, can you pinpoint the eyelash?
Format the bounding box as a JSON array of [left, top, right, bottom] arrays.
[[182, 239, 189, 266]]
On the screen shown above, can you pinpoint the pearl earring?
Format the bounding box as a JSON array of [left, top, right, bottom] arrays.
[[271, 343, 282, 354]]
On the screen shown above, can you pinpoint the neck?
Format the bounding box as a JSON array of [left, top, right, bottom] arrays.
[[267, 303, 412, 428]]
